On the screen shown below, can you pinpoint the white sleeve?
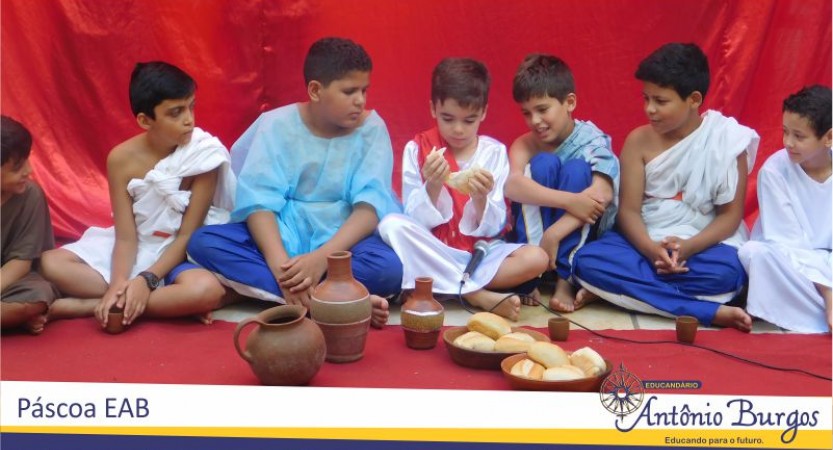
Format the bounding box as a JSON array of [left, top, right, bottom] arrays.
[[756, 165, 807, 247], [402, 140, 453, 229], [459, 140, 509, 237]]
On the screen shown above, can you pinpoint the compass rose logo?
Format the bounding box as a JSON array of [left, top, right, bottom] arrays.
[[599, 363, 644, 418]]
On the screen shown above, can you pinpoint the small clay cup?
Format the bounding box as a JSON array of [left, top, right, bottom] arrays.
[[676, 315, 698, 344], [106, 307, 125, 334], [548, 317, 570, 341]]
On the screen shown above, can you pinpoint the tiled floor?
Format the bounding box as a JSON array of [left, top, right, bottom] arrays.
[[213, 281, 786, 334]]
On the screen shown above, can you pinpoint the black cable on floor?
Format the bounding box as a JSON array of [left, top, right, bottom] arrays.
[[455, 283, 831, 382]]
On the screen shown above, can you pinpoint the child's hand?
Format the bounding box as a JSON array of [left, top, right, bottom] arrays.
[[658, 236, 691, 274], [121, 277, 152, 325], [467, 168, 494, 199], [95, 281, 129, 327], [278, 251, 328, 294], [565, 192, 605, 224], [282, 286, 312, 307], [421, 148, 450, 188], [647, 241, 677, 274], [540, 228, 561, 270]]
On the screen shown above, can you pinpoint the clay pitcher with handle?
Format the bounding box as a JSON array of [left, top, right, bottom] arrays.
[[234, 304, 326, 385]]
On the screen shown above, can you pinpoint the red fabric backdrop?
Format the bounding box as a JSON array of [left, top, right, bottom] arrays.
[[2, 0, 830, 241]]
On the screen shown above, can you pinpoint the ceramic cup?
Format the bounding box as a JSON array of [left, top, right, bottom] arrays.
[[675, 315, 698, 344], [548, 317, 570, 341], [106, 307, 125, 334]]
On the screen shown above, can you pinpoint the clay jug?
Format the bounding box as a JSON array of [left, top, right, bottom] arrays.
[[234, 304, 326, 385], [309, 251, 371, 363], [401, 277, 445, 349]]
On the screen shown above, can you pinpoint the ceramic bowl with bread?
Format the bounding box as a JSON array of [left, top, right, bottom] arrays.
[[442, 312, 549, 370], [500, 342, 612, 391]]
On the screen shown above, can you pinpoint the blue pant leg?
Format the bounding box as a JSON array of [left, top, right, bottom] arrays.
[[572, 231, 721, 325], [662, 244, 747, 297], [552, 158, 593, 279], [187, 223, 283, 296], [348, 233, 403, 297], [512, 154, 564, 244]]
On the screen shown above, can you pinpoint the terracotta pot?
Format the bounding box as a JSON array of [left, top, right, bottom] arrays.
[[234, 304, 326, 385], [310, 251, 371, 362], [401, 277, 444, 349], [315, 317, 371, 363]]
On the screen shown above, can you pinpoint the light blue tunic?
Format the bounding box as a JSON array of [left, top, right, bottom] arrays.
[[231, 104, 401, 257], [550, 120, 620, 233]]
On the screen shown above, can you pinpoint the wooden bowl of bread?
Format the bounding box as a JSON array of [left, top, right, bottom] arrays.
[[442, 312, 549, 370], [500, 342, 612, 391]]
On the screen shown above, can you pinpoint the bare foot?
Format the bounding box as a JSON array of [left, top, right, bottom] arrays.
[[574, 288, 599, 310], [549, 278, 577, 312], [47, 297, 98, 320], [521, 288, 541, 306], [370, 295, 389, 329], [712, 305, 752, 332], [465, 290, 521, 321], [25, 314, 48, 335], [197, 311, 214, 325]]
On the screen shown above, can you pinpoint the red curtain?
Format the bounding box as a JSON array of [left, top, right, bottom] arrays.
[[2, 0, 830, 241]]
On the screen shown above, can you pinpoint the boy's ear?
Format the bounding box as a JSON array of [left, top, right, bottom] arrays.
[[307, 80, 323, 102], [823, 128, 832, 148], [136, 113, 153, 130], [687, 91, 704, 108], [429, 100, 438, 119], [564, 93, 577, 113], [480, 104, 489, 122]]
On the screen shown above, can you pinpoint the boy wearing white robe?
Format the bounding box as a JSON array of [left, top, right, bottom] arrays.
[[379, 58, 548, 321], [740, 85, 832, 333], [43, 62, 235, 328], [573, 43, 758, 331]]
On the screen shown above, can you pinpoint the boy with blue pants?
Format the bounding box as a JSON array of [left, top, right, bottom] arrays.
[[188, 37, 402, 328], [505, 54, 620, 312], [572, 43, 758, 331]]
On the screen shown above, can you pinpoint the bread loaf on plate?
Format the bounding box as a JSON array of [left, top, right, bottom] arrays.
[[527, 342, 570, 368], [453, 330, 496, 352], [570, 347, 607, 376], [542, 365, 586, 381], [467, 312, 511, 340], [510, 358, 545, 380]]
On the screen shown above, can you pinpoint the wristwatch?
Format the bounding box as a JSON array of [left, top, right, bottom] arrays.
[[137, 271, 160, 291]]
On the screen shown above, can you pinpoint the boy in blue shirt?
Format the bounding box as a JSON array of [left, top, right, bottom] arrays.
[[188, 37, 402, 327], [505, 54, 619, 312]]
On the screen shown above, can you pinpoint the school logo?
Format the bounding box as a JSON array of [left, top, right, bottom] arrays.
[[599, 363, 644, 418]]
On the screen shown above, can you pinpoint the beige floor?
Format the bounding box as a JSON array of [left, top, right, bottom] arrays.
[[213, 281, 786, 334]]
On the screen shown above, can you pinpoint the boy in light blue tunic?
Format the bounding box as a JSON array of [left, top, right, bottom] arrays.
[[188, 37, 402, 327]]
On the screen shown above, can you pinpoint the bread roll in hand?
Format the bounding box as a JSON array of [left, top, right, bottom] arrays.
[[446, 165, 486, 195]]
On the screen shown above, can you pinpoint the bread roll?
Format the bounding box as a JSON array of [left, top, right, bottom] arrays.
[[510, 358, 545, 380], [542, 365, 586, 381], [570, 347, 607, 376], [494, 336, 532, 353], [453, 331, 496, 352], [501, 332, 535, 343], [446, 168, 475, 194], [467, 312, 511, 339], [527, 342, 570, 368]]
